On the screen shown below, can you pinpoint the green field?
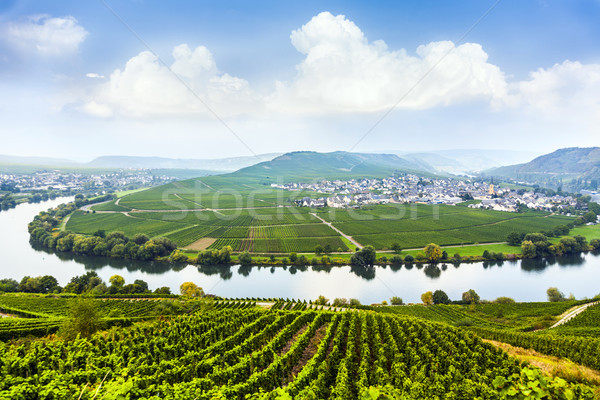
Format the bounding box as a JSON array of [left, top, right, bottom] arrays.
[[63, 172, 580, 253]]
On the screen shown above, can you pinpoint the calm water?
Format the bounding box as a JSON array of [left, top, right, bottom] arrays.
[[0, 198, 599, 304]]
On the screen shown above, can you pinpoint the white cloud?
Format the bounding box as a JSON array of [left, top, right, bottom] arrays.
[[268, 12, 507, 114], [83, 44, 261, 118], [3, 15, 88, 56], [86, 73, 105, 79], [507, 60, 600, 119]]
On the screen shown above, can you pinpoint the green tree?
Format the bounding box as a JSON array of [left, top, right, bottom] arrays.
[[332, 298, 347, 307], [390, 242, 402, 254], [350, 245, 377, 267], [60, 298, 103, 340], [421, 291, 433, 306], [314, 295, 329, 305], [547, 287, 565, 302], [390, 296, 403, 305], [462, 289, 480, 304], [521, 240, 537, 258], [314, 245, 323, 255], [180, 282, 204, 297], [109, 275, 125, 291], [432, 290, 450, 304], [424, 243, 442, 262], [238, 251, 253, 266], [507, 232, 524, 246], [289, 252, 298, 263]]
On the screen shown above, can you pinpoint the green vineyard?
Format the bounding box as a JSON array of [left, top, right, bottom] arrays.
[[0, 309, 532, 399]]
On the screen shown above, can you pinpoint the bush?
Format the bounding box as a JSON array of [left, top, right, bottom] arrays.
[[390, 296, 403, 305], [59, 298, 104, 340], [332, 298, 348, 307], [547, 287, 566, 302], [314, 295, 329, 306], [494, 296, 515, 304], [462, 289, 480, 304], [389, 255, 403, 264], [404, 254, 414, 263]]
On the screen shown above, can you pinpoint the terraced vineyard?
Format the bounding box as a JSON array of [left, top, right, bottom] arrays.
[[0, 309, 530, 399]]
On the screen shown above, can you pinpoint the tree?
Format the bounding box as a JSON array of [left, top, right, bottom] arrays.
[[314, 245, 323, 255], [547, 287, 565, 302], [349, 298, 361, 306], [60, 298, 103, 340], [494, 296, 515, 304], [421, 291, 433, 306], [350, 246, 376, 267], [314, 295, 329, 305], [391, 242, 402, 254], [154, 286, 171, 295], [132, 233, 149, 245], [507, 232, 524, 246], [462, 289, 480, 304], [521, 240, 537, 258], [424, 243, 442, 262], [0, 278, 19, 292], [180, 282, 204, 297], [432, 290, 450, 304], [332, 298, 348, 307], [289, 252, 298, 263], [583, 211, 597, 223], [109, 275, 125, 291], [238, 251, 253, 266], [404, 254, 414, 263], [390, 296, 403, 305]]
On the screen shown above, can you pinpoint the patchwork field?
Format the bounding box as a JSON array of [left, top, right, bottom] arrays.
[[65, 176, 576, 253]]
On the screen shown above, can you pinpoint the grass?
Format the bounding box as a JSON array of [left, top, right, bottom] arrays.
[[484, 339, 600, 389], [116, 187, 151, 198], [402, 243, 521, 257]]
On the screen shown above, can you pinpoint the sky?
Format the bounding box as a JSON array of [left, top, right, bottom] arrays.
[[0, 0, 599, 161]]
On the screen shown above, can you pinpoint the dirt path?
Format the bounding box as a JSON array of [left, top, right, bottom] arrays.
[[484, 339, 600, 386], [0, 312, 16, 318], [311, 213, 363, 249], [549, 301, 599, 329]]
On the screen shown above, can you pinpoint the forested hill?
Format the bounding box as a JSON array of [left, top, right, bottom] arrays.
[[486, 147, 600, 189], [231, 151, 436, 182]]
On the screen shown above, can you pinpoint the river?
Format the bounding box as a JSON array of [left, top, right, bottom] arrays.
[[0, 197, 599, 304]]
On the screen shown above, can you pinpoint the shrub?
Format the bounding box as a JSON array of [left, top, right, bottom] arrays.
[[390, 296, 403, 305], [494, 296, 515, 304]]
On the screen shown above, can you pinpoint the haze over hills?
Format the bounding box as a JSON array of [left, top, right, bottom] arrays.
[[486, 147, 600, 189], [0, 153, 282, 173], [231, 151, 437, 183], [396, 149, 541, 175]]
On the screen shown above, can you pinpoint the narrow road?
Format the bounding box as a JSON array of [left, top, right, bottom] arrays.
[[549, 301, 599, 329], [311, 213, 362, 249]]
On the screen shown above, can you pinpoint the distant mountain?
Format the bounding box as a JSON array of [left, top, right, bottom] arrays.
[[232, 151, 435, 182], [486, 147, 600, 189], [0, 154, 77, 166], [87, 154, 281, 171], [396, 149, 540, 175]]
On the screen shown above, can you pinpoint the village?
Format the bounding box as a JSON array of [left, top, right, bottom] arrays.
[[0, 169, 176, 193], [272, 175, 581, 213]]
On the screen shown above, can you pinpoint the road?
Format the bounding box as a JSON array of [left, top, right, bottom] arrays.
[[311, 213, 363, 250], [549, 301, 599, 328]]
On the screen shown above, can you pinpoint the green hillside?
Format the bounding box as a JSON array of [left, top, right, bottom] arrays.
[[487, 147, 600, 189]]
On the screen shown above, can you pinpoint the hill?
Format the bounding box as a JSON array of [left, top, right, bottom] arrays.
[[86, 153, 281, 171], [487, 147, 600, 189], [232, 151, 435, 182]]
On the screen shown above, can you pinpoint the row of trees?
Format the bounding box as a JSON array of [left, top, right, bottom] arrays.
[[420, 289, 481, 305], [0, 272, 171, 295]]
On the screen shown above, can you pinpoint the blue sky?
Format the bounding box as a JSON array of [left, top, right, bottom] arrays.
[[1, 1, 599, 160]]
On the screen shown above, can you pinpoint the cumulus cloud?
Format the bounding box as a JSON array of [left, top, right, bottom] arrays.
[[82, 44, 260, 118], [507, 60, 600, 119], [268, 12, 507, 114], [3, 15, 88, 56]]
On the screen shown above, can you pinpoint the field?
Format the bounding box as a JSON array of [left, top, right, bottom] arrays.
[[0, 308, 528, 399], [1, 295, 599, 397], [63, 173, 579, 254]]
